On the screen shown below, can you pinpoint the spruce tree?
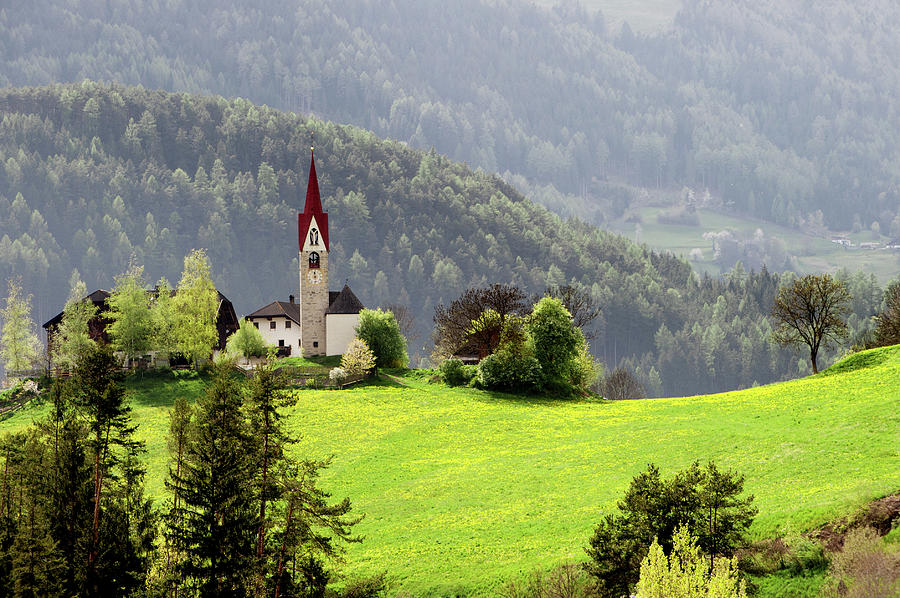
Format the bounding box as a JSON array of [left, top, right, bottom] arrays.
[[73, 343, 142, 592], [167, 364, 258, 597]]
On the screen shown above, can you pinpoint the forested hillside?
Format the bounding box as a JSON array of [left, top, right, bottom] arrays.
[[0, 84, 887, 395], [2, 0, 899, 232]]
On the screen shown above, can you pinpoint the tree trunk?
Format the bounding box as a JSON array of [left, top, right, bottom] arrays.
[[89, 424, 110, 571], [810, 347, 819, 374], [256, 408, 271, 597], [273, 499, 294, 598]]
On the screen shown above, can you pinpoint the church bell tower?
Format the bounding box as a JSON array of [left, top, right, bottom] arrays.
[[298, 149, 329, 355]]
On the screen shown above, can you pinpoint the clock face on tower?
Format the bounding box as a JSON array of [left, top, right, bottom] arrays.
[[307, 269, 323, 285]]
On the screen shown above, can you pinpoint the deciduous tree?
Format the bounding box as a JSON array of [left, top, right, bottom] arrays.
[[541, 284, 602, 340], [150, 278, 178, 360], [433, 284, 529, 359], [526, 296, 583, 386], [771, 273, 851, 373], [224, 318, 267, 363], [106, 263, 152, 366], [173, 249, 219, 366], [0, 277, 41, 374], [586, 462, 756, 597], [52, 276, 98, 372], [633, 527, 747, 598], [356, 309, 407, 368], [873, 281, 900, 347], [340, 338, 376, 376]]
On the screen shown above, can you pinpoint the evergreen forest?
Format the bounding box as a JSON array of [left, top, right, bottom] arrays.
[[2, 0, 900, 232], [0, 83, 889, 395]]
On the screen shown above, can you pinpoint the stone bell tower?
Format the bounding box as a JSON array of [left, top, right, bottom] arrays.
[[298, 149, 329, 356]]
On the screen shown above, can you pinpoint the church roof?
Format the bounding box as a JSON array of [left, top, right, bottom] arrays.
[[246, 300, 302, 325], [298, 150, 329, 250], [304, 150, 323, 214], [326, 285, 365, 315]]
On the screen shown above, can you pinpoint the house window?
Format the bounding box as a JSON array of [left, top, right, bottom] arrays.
[[270, 321, 276, 330], [313, 341, 319, 348], [278, 339, 285, 347], [253, 322, 259, 329], [285, 320, 291, 328]]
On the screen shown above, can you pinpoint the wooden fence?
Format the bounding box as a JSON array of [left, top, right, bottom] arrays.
[[234, 365, 368, 389]]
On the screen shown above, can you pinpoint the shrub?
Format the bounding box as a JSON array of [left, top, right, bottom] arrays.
[[567, 345, 601, 391], [633, 527, 747, 598], [356, 308, 408, 368], [477, 349, 544, 392], [602, 368, 645, 400], [329, 367, 348, 385], [439, 358, 475, 386], [586, 462, 756, 597], [341, 338, 376, 376], [822, 527, 900, 598]]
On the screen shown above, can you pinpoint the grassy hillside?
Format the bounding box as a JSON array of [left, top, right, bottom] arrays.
[[609, 206, 900, 284], [3, 347, 899, 595]]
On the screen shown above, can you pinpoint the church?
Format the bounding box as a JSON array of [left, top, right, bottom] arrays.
[[246, 151, 364, 357]]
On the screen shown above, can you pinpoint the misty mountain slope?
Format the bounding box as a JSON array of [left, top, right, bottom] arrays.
[[3, 0, 900, 231], [1, 82, 849, 396]]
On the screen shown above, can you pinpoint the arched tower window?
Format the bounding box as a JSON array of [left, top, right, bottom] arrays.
[[309, 228, 319, 246], [309, 251, 320, 269]]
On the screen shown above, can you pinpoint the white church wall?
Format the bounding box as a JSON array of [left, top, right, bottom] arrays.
[[248, 317, 303, 355], [326, 313, 360, 356]]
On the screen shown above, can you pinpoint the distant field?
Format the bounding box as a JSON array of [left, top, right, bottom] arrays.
[[609, 207, 900, 284], [529, 0, 682, 33], [3, 347, 898, 595]]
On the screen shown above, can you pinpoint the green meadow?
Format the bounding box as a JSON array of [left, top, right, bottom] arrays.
[[2, 346, 899, 595], [609, 206, 900, 284]]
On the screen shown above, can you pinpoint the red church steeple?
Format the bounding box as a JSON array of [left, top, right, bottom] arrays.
[[298, 149, 329, 250]]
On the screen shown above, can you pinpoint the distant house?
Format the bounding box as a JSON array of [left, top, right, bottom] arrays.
[[42, 288, 239, 365], [831, 236, 853, 247], [885, 238, 900, 250], [859, 242, 882, 250]]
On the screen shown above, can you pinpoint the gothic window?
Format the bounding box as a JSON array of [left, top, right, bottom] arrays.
[[309, 251, 320, 269], [310, 228, 319, 246]]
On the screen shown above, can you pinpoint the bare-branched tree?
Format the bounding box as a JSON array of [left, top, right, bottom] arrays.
[[433, 284, 529, 358], [771, 273, 851, 374]]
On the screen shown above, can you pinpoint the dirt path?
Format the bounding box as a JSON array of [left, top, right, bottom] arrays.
[[379, 372, 410, 387]]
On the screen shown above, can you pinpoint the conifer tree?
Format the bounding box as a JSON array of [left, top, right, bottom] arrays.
[[73, 343, 140, 589], [163, 396, 193, 597], [246, 359, 293, 596], [167, 364, 258, 597]]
